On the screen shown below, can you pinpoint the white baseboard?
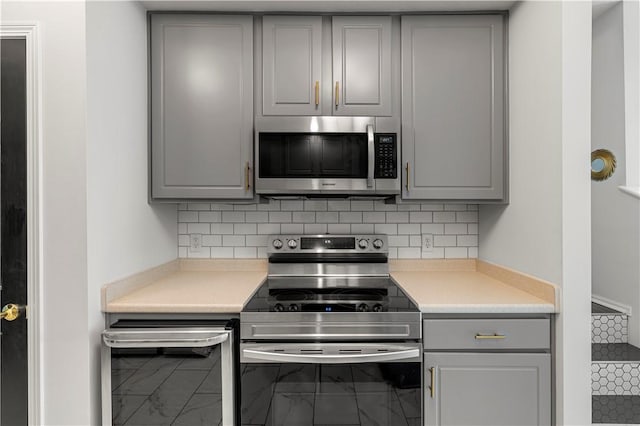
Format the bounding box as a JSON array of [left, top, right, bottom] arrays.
[[592, 294, 632, 316]]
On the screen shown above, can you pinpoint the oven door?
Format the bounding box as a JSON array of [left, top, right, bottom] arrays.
[[101, 322, 235, 426], [240, 342, 421, 426]]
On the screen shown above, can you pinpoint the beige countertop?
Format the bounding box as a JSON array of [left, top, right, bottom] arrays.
[[102, 258, 557, 314]]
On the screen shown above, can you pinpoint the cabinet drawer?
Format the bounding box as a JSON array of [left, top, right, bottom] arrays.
[[423, 319, 550, 350]]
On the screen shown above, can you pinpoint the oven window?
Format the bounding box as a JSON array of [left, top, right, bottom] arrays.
[[110, 346, 223, 425], [241, 362, 421, 425], [259, 133, 368, 178]]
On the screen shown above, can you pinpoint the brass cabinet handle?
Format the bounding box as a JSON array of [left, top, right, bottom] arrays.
[[475, 333, 506, 340], [335, 81, 339, 108], [0, 304, 21, 321], [245, 162, 251, 190], [405, 162, 410, 191], [315, 81, 319, 107], [429, 367, 435, 398]]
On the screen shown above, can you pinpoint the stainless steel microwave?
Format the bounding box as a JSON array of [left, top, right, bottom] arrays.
[[255, 117, 400, 196]]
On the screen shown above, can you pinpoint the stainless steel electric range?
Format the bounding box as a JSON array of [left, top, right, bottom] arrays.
[[240, 234, 422, 426]]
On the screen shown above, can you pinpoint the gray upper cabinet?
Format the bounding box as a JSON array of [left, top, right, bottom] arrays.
[[262, 15, 393, 116], [401, 15, 505, 201], [332, 16, 392, 116], [262, 16, 322, 115], [151, 14, 254, 200]]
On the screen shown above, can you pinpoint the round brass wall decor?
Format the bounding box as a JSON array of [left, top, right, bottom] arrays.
[[591, 149, 616, 181]]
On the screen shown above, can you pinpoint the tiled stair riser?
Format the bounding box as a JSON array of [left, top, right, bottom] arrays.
[[592, 363, 640, 395], [592, 314, 628, 344]]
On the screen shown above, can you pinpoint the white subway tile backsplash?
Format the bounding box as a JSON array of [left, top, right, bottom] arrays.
[[199, 211, 221, 223], [340, 212, 363, 223], [222, 235, 245, 247], [409, 212, 432, 223], [258, 223, 281, 234], [387, 212, 409, 223], [234, 223, 257, 235], [222, 211, 245, 223], [362, 212, 385, 223], [351, 224, 374, 233], [179, 201, 479, 259], [211, 223, 234, 235], [328, 224, 351, 234], [281, 200, 303, 211], [187, 223, 210, 234], [293, 212, 316, 223], [316, 212, 339, 223], [281, 224, 304, 234], [245, 211, 269, 223], [433, 212, 456, 223], [328, 200, 351, 211], [178, 211, 198, 223], [444, 224, 468, 235]]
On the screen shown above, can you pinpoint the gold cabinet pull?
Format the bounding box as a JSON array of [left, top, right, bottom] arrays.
[[405, 162, 410, 191], [245, 162, 251, 190], [475, 333, 506, 340], [335, 81, 339, 108], [429, 367, 435, 398], [315, 81, 319, 107], [0, 304, 21, 321]]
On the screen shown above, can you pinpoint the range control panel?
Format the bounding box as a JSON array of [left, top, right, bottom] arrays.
[[267, 234, 387, 254], [374, 134, 397, 179]]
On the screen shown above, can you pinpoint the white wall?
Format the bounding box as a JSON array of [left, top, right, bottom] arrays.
[[86, 1, 178, 423], [591, 2, 640, 346], [479, 1, 592, 424], [1, 2, 91, 424]]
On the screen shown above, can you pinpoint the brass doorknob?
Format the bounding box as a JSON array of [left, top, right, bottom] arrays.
[[0, 304, 21, 321]]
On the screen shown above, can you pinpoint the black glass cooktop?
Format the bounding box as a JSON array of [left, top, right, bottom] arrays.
[[243, 279, 419, 313]]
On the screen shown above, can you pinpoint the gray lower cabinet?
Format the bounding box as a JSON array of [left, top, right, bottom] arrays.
[[424, 353, 551, 426], [150, 14, 254, 200], [423, 318, 551, 426], [401, 15, 506, 201]]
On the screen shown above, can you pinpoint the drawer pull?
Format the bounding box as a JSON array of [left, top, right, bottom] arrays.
[[475, 333, 506, 340], [429, 367, 435, 398]]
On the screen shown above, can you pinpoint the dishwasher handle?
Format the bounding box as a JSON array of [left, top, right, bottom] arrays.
[[102, 327, 230, 348]]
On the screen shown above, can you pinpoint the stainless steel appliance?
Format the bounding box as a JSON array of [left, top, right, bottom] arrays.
[[101, 320, 237, 426], [240, 235, 422, 425], [255, 117, 400, 196]]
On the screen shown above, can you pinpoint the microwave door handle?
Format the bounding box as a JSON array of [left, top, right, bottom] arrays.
[[243, 347, 419, 363], [367, 124, 375, 188]]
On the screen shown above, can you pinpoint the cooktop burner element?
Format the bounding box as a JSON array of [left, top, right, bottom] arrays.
[[241, 235, 420, 340]]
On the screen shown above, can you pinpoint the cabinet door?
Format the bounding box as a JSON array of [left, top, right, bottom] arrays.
[[332, 16, 392, 116], [401, 15, 505, 200], [151, 15, 253, 200], [424, 353, 551, 426], [262, 16, 322, 115]]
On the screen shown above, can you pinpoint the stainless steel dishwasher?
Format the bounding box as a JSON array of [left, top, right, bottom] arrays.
[[101, 319, 237, 426]]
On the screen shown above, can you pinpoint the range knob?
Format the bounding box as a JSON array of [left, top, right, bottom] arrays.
[[288, 304, 299, 312], [373, 239, 384, 249], [272, 239, 283, 250], [357, 303, 370, 312], [358, 239, 369, 249], [372, 304, 384, 312], [274, 303, 285, 312], [287, 239, 298, 249]]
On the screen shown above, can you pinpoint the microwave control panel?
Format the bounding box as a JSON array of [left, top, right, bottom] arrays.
[[374, 134, 398, 179]]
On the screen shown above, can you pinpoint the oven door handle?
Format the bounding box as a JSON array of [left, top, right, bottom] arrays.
[[242, 347, 419, 364], [102, 328, 229, 348], [367, 124, 375, 188]]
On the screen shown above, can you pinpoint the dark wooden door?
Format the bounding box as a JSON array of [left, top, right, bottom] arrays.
[[0, 37, 29, 426]]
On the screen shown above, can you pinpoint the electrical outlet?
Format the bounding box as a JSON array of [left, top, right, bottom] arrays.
[[422, 234, 434, 253], [190, 234, 202, 253]]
